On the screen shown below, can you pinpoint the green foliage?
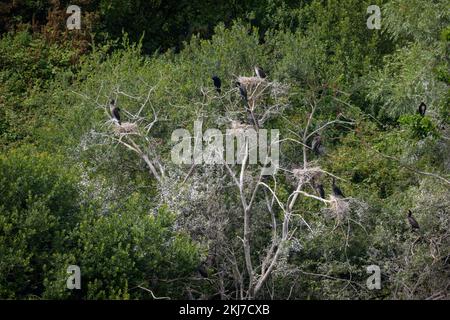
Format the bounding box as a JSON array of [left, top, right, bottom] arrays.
[[365, 0, 449, 120], [0, 148, 200, 299], [1, 0, 449, 300], [383, 0, 449, 44], [365, 43, 444, 119], [0, 31, 77, 148], [68, 205, 200, 300], [0, 147, 80, 298], [398, 114, 439, 139]]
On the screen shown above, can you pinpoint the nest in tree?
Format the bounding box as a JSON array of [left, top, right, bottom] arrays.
[[238, 76, 267, 111], [238, 76, 266, 86], [329, 195, 350, 221], [292, 166, 322, 184], [114, 122, 138, 135]]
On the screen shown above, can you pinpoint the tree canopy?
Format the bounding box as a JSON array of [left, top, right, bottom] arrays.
[[0, 0, 449, 300]]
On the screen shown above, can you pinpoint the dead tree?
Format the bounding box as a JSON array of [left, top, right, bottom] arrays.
[[75, 76, 356, 300], [219, 78, 355, 299], [73, 81, 166, 187]]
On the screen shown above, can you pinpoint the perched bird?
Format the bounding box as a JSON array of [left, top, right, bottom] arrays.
[[311, 135, 323, 155], [332, 177, 345, 198], [407, 210, 420, 230], [109, 99, 121, 125], [237, 82, 248, 103], [254, 66, 267, 79], [212, 75, 221, 93], [418, 102, 427, 117], [315, 182, 325, 199]]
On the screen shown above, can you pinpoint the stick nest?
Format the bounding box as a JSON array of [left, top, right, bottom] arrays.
[[329, 195, 350, 221], [292, 166, 322, 184], [114, 122, 138, 135], [237, 76, 267, 111]]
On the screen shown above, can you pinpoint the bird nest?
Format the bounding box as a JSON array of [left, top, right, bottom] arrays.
[[113, 122, 138, 135], [329, 195, 350, 221], [238, 76, 267, 111], [238, 76, 266, 86], [292, 166, 322, 184]]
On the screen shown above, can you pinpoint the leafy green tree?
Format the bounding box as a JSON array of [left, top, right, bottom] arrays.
[[0, 30, 77, 148], [0, 147, 80, 298]]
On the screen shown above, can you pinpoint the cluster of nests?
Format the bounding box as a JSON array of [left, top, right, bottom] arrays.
[[213, 66, 274, 129], [108, 66, 281, 136], [292, 166, 350, 221]]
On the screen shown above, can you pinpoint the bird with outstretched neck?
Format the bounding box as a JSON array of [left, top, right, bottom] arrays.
[[407, 210, 420, 230]]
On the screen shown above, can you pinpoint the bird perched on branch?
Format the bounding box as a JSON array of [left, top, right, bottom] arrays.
[[311, 135, 324, 155], [254, 66, 267, 79], [407, 210, 420, 230], [109, 99, 121, 125], [212, 75, 221, 93], [236, 81, 248, 104], [332, 177, 345, 198], [418, 102, 427, 117]]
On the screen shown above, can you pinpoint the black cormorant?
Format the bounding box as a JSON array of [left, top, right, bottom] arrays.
[[407, 210, 420, 230], [237, 82, 248, 103], [109, 99, 121, 125], [254, 66, 267, 79], [315, 183, 325, 199], [332, 177, 345, 198], [418, 102, 426, 117], [212, 75, 221, 93]]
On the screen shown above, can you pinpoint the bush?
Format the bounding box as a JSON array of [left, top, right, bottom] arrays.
[[0, 148, 80, 298]]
